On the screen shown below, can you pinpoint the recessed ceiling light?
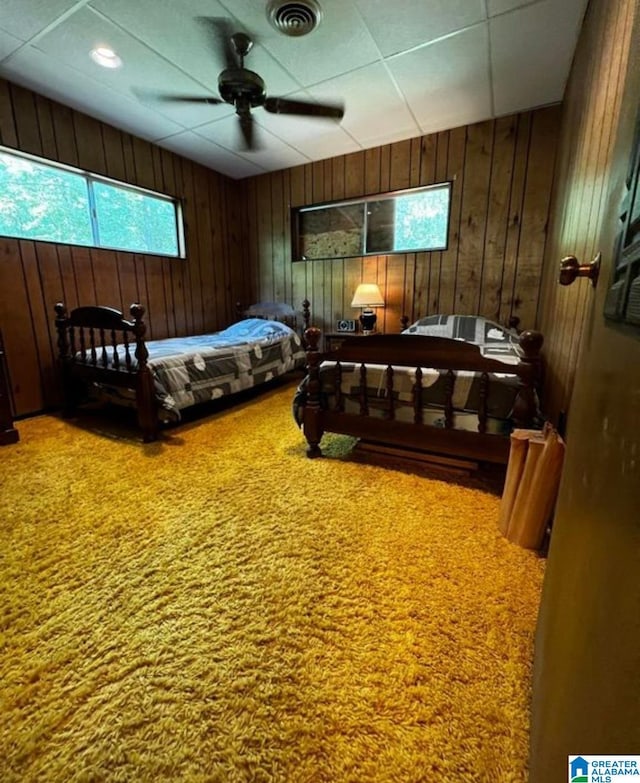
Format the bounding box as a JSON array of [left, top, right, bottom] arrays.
[[90, 46, 122, 69]]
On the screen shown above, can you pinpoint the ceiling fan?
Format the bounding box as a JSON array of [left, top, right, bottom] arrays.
[[153, 19, 345, 151]]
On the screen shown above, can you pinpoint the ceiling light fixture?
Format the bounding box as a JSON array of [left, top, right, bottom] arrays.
[[90, 46, 122, 69]]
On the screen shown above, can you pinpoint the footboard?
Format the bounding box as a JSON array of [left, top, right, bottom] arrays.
[[301, 327, 543, 465], [54, 302, 158, 442]]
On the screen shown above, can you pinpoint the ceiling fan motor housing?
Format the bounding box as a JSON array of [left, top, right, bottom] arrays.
[[218, 68, 266, 108], [267, 0, 322, 37]]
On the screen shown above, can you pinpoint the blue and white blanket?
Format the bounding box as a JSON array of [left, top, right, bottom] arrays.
[[86, 318, 305, 419]]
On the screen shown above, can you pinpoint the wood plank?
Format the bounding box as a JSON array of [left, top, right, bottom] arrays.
[[389, 139, 411, 191], [332, 156, 345, 200], [180, 159, 203, 334], [34, 96, 57, 159], [420, 133, 437, 185], [20, 241, 57, 407], [90, 248, 125, 311], [131, 136, 156, 190], [312, 160, 324, 204], [379, 144, 391, 192], [0, 79, 18, 147], [192, 165, 216, 331], [102, 124, 127, 182], [409, 137, 422, 187], [343, 257, 362, 325], [257, 175, 274, 301], [10, 83, 42, 156], [70, 246, 96, 305], [384, 255, 405, 333], [364, 147, 381, 195], [281, 169, 292, 304], [116, 252, 140, 313], [56, 245, 80, 312], [500, 112, 532, 326], [479, 115, 517, 322], [0, 240, 43, 414], [290, 165, 305, 208], [73, 113, 106, 174], [344, 152, 365, 198], [513, 106, 561, 328], [51, 104, 79, 166], [271, 171, 286, 302], [454, 119, 494, 314], [439, 128, 463, 315]]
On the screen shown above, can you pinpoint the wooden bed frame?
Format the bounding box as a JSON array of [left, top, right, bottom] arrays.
[[301, 326, 544, 466], [54, 299, 311, 443]]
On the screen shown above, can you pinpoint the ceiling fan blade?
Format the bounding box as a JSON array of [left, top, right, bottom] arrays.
[[195, 16, 237, 69], [264, 96, 344, 120], [238, 112, 255, 150], [155, 95, 225, 105]]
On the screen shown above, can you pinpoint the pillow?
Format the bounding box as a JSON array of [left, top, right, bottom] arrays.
[[244, 301, 297, 319], [402, 314, 518, 346]]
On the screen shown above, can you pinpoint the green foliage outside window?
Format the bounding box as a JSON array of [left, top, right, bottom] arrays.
[[0, 152, 93, 245], [0, 148, 182, 257], [394, 188, 450, 252]]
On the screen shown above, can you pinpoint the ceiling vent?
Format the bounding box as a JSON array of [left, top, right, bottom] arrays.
[[266, 0, 323, 37]]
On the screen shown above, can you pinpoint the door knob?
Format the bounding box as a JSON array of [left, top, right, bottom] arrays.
[[558, 253, 601, 287]]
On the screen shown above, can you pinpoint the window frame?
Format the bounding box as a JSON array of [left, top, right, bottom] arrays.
[[0, 145, 186, 258], [291, 181, 452, 262]]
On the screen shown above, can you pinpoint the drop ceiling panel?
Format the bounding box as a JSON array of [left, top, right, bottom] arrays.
[[0, 0, 588, 179], [388, 25, 492, 134], [225, 0, 380, 87], [308, 62, 420, 147], [487, 0, 537, 16], [0, 0, 83, 41], [0, 29, 24, 61], [33, 8, 200, 95], [256, 105, 361, 160], [194, 115, 309, 170], [90, 0, 302, 98], [3, 45, 184, 142], [158, 130, 265, 179], [354, 0, 486, 57], [490, 0, 588, 115]]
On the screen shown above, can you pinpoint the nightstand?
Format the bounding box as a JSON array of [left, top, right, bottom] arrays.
[[324, 332, 376, 352]]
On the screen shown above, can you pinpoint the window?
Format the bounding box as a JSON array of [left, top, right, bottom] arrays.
[[0, 146, 184, 257], [293, 182, 451, 261]]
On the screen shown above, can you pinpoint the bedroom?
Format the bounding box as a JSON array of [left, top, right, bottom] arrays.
[[1, 0, 639, 781]]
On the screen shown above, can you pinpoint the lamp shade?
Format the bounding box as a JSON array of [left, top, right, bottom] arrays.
[[351, 283, 384, 308]]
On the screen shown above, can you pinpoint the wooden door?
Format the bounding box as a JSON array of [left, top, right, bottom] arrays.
[[529, 7, 640, 781]]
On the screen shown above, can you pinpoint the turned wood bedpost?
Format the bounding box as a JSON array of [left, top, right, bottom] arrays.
[[130, 303, 158, 443], [302, 299, 311, 332], [512, 329, 544, 427], [54, 302, 76, 417], [303, 326, 324, 458]]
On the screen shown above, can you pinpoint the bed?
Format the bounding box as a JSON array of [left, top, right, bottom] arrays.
[[54, 299, 310, 442], [295, 314, 544, 466]]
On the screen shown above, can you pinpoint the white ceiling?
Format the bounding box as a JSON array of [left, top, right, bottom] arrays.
[[0, 0, 588, 180]]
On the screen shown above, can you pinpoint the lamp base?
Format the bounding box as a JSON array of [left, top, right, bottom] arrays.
[[359, 308, 377, 334]]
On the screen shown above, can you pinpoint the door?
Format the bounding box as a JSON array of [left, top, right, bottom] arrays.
[[529, 6, 640, 781]]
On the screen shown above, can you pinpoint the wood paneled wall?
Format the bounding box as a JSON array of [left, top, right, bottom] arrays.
[[537, 0, 636, 423], [0, 74, 563, 420], [0, 78, 245, 417], [239, 106, 560, 338]]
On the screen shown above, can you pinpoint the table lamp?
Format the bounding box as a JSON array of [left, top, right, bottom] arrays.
[[351, 283, 384, 333]]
